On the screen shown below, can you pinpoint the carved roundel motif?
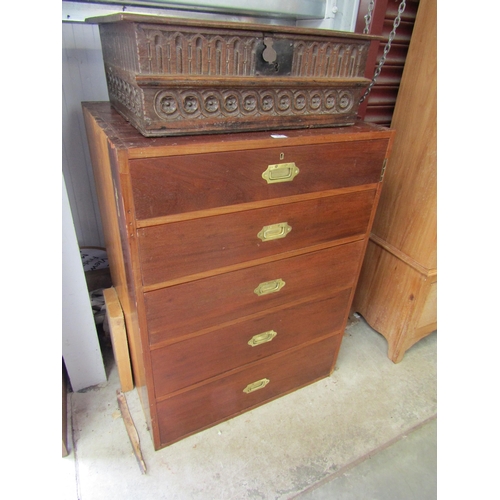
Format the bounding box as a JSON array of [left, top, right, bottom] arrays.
[[242, 92, 258, 114], [160, 96, 177, 114], [277, 91, 293, 114], [309, 93, 322, 111], [261, 93, 274, 112], [294, 93, 307, 111], [278, 95, 290, 111], [204, 94, 220, 113], [223, 93, 239, 113], [183, 95, 200, 114], [153, 87, 358, 122], [338, 91, 354, 112], [325, 93, 336, 110], [154, 91, 179, 119]]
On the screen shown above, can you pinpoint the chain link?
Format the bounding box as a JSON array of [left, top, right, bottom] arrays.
[[360, 0, 407, 104], [364, 0, 375, 34]]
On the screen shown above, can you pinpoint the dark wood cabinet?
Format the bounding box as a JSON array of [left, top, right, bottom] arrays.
[[83, 102, 394, 449]]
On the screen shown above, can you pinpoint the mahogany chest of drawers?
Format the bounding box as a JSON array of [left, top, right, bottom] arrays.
[[83, 102, 394, 450]]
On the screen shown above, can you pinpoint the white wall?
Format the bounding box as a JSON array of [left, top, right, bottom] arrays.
[[62, 22, 110, 390], [62, 175, 106, 391], [62, 22, 109, 249], [297, 0, 360, 31]]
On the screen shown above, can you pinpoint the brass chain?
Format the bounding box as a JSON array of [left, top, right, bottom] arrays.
[[360, 0, 407, 104]]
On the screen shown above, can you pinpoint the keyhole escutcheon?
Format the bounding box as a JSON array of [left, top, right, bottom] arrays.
[[262, 37, 277, 64]]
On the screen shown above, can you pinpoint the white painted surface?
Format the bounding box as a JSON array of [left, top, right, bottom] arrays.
[[62, 0, 323, 22], [62, 22, 109, 248], [297, 0, 360, 31], [62, 174, 106, 391]]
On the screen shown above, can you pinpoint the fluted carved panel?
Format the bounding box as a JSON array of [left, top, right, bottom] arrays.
[[144, 30, 259, 76], [140, 28, 368, 79], [291, 42, 367, 78]]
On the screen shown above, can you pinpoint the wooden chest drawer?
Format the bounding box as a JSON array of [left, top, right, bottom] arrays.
[[145, 240, 364, 345], [151, 290, 351, 396], [156, 334, 341, 447], [130, 139, 388, 219], [138, 189, 376, 285]]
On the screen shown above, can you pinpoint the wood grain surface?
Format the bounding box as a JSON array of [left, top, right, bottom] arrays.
[[156, 335, 341, 447]]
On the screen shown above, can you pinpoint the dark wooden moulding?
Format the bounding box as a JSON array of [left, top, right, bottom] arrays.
[[87, 13, 380, 137]]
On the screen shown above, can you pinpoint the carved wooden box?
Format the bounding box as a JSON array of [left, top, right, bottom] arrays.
[[87, 13, 379, 137]]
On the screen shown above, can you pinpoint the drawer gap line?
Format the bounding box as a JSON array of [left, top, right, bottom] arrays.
[[154, 332, 342, 403], [148, 286, 353, 350], [142, 236, 365, 293], [135, 184, 379, 228]]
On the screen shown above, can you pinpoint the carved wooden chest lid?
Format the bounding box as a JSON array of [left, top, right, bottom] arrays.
[[87, 13, 380, 137]]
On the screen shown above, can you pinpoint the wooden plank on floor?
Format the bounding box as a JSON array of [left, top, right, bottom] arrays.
[[103, 287, 134, 392], [117, 390, 147, 474]]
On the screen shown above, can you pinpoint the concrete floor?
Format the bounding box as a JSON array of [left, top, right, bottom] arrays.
[[62, 317, 437, 500]]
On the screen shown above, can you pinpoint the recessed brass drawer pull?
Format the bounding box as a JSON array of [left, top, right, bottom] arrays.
[[248, 330, 277, 347], [243, 378, 270, 394], [257, 222, 292, 242], [262, 162, 299, 184], [254, 279, 285, 296]]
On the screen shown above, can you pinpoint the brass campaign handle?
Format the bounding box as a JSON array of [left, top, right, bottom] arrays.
[[254, 279, 285, 296], [248, 330, 277, 347], [262, 162, 299, 184], [257, 222, 292, 242], [243, 378, 270, 394]]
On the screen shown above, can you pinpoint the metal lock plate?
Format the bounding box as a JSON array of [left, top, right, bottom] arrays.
[[255, 37, 293, 76]]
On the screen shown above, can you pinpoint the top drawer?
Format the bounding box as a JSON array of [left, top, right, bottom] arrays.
[[129, 139, 388, 220]]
